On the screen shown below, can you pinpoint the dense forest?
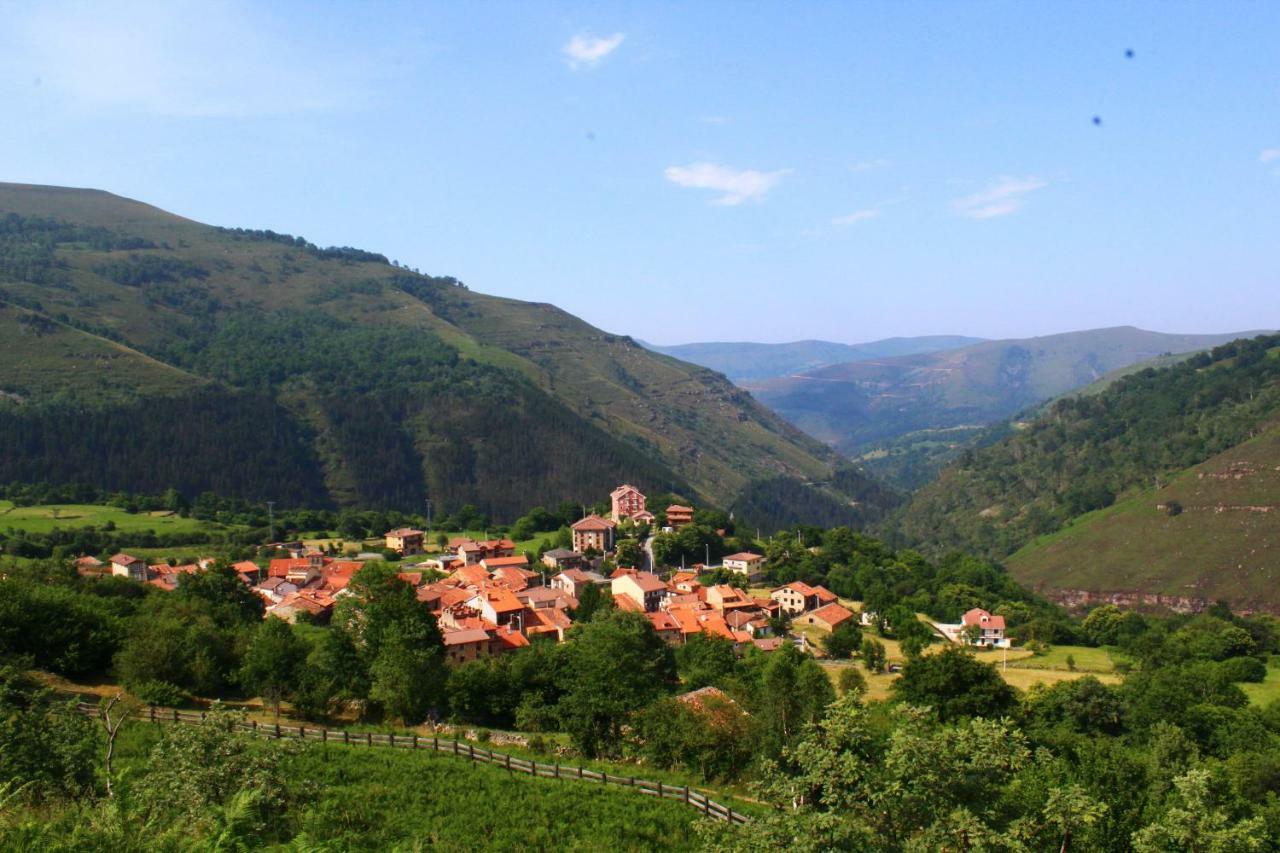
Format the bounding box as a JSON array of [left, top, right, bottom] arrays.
[[0, 185, 852, 525], [889, 334, 1280, 559]]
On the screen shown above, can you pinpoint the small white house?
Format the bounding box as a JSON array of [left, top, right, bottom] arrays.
[[961, 608, 1009, 648]]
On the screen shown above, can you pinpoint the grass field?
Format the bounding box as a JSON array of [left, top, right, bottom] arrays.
[[1004, 644, 1121, 673], [0, 500, 217, 535], [1241, 664, 1280, 707]]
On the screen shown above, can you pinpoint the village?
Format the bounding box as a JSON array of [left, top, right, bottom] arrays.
[[76, 483, 1007, 668]]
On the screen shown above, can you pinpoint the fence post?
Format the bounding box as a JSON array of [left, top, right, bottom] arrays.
[[469, 743, 474, 761], [389, 732, 394, 748], [630, 776, 636, 787], [252, 719, 258, 733], [413, 734, 419, 749], [703, 797, 710, 816], [578, 765, 583, 780], [300, 726, 305, 740], [150, 706, 156, 723], [433, 736, 438, 752], [172, 708, 179, 723], [322, 728, 327, 743], [201, 711, 207, 722], [274, 722, 280, 739], [506, 754, 512, 773], [343, 730, 349, 745], [366, 732, 372, 747], [684, 786, 690, 804], [554, 762, 560, 781]]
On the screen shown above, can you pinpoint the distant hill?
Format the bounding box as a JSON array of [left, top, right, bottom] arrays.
[[747, 326, 1274, 457], [0, 183, 888, 526], [1006, 424, 1280, 613], [641, 336, 982, 382], [885, 334, 1280, 577]]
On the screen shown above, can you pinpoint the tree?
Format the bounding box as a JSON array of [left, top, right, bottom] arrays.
[[557, 611, 677, 757], [823, 622, 861, 659], [838, 667, 867, 696], [1132, 769, 1266, 852], [675, 634, 739, 690], [0, 665, 97, 801], [293, 626, 369, 720], [570, 582, 613, 623], [369, 625, 446, 725], [892, 645, 1016, 722], [860, 637, 887, 673], [239, 617, 307, 721], [636, 692, 753, 782], [753, 644, 835, 757], [614, 539, 642, 568]]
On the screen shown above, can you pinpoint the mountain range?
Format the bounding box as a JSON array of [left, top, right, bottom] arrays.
[[883, 333, 1280, 610], [743, 326, 1272, 457], [0, 183, 887, 526], [640, 336, 983, 382]]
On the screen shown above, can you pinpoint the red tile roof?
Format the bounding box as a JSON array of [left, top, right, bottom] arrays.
[[571, 514, 616, 531], [962, 608, 1006, 630], [809, 603, 855, 628], [444, 628, 492, 646], [723, 552, 763, 563]]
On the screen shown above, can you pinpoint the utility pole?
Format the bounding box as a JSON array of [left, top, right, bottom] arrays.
[[266, 501, 275, 546], [425, 498, 432, 530]]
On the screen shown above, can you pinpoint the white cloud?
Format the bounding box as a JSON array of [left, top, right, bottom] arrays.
[[832, 208, 880, 226], [562, 33, 624, 69], [851, 159, 890, 172], [1260, 148, 1280, 164], [6, 0, 373, 117], [951, 176, 1047, 219], [664, 162, 789, 205]]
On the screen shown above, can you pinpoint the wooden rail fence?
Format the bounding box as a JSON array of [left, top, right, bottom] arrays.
[[77, 703, 750, 825]]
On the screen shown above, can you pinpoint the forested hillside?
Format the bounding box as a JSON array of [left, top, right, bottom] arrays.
[[0, 183, 867, 524], [747, 326, 1269, 460], [889, 335, 1280, 566]]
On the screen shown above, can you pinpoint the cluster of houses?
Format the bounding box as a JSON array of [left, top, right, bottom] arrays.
[[75, 484, 1008, 669]]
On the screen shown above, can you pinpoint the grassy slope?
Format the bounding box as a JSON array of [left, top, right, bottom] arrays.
[[0, 500, 216, 535], [0, 182, 837, 512], [0, 303, 202, 403], [109, 723, 702, 851], [1006, 425, 1280, 610], [748, 326, 1270, 454]]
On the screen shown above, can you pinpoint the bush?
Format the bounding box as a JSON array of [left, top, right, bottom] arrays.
[[133, 680, 192, 707], [1218, 656, 1267, 683], [526, 734, 549, 755], [838, 667, 868, 696]]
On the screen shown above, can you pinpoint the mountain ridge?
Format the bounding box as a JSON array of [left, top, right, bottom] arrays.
[[0, 182, 877, 525]]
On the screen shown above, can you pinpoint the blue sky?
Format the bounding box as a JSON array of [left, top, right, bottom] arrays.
[[0, 1, 1276, 344]]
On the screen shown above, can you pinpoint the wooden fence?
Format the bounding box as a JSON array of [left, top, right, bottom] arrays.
[[76, 703, 750, 825]]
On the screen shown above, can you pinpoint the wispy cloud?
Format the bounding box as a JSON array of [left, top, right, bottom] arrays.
[[563, 33, 624, 69], [951, 176, 1047, 219], [1260, 148, 1280, 164], [832, 208, 880, 226], [851, 158, 890, 172], [7, 0, 374, 117], [664, 162, 790, 205]]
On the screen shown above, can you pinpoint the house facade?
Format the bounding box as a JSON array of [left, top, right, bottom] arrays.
[[571, 514, 616, 553], [962, 608, 1008, 648], [385, 528, 425, 555], [723, 552, 765, 581], [610, 484, 647, 522], [665, 504, 694, 529]]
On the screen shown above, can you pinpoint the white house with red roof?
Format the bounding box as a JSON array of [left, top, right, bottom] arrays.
[[961, 608, 1009, 648]]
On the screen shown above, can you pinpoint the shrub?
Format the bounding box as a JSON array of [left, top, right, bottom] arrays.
[[1218, 656, 1267, 683]]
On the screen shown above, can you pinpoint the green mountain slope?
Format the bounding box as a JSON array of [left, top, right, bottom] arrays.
[[0, 182, 864, 523], [747, 326, 1272, 456], [1007, 425, 1280, 612], [887, 335, 1280, 565], [642, 335, 982, 382]]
